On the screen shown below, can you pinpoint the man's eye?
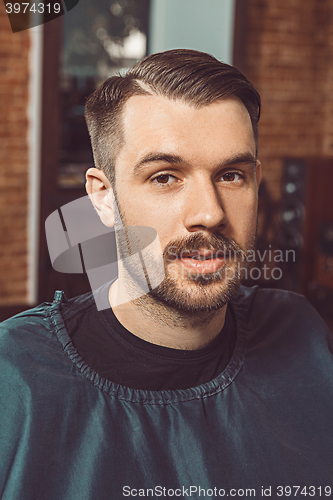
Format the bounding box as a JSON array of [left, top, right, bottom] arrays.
[[152, 174, 177, 185], [220, 172, 243, 182]]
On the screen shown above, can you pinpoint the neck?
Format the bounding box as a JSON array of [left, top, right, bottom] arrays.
[[109, 280, 227, 350]]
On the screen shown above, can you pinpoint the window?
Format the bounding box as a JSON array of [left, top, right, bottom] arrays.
[[58, 0, 150, 188]]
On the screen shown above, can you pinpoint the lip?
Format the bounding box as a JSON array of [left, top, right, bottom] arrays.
[[177, 250, 226, 273], [182, 248, 224, 258]]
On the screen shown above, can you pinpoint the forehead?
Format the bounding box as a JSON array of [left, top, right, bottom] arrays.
[[117, 94, 256, 167]]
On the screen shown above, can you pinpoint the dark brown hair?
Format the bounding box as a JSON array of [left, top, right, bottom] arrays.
[[85, 49, 261, 184]]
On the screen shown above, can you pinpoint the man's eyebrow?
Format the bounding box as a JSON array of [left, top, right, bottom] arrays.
[[132, 151, 257, 173], [221, 153, 257, 168], [132, 153, 184, 173]]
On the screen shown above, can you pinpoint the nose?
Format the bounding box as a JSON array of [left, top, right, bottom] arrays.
[[183, 178, 229, 233]]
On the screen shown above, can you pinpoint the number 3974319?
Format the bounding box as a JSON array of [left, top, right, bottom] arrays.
[[5, 3, 61, 14]]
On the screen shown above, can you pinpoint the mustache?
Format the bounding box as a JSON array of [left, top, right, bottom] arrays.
[[164, 233, 247, 261]]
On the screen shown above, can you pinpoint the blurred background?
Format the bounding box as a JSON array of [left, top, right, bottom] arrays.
[[0, 0, 332, 329]]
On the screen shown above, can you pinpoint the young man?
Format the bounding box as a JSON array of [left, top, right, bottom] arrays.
[[0, 50, 332, 499]]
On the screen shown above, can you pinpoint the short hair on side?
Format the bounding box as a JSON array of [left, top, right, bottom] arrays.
[[84, 49, 261, 185]]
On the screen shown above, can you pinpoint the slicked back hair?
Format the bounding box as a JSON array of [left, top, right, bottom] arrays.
[[84, 49, 261, 185]]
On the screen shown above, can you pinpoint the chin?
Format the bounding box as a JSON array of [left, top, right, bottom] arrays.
[[148, 272, 242, 313]]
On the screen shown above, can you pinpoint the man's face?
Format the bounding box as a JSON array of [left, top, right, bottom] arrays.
[[113, 95, 261, 312]]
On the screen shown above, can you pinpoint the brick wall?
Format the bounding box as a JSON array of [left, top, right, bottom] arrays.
[[0, 3, 30, 305], [246, 0, 333, 201], [322, 5, 333, 155]]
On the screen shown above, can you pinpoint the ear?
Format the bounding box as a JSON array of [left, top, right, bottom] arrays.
[[85, 168, 115, 227], [256, 159, 262, 188]]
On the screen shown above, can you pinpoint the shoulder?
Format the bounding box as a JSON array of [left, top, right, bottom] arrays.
[[234, 284, 310, 307], [233, 285, 327, 324], [0, 303, 60, 421], [0, 302, 54, 353], [0, 289, 95, 341], [0, 291, 93, 376], [232, 285, 332, 345], [0, 303, 63, 394]]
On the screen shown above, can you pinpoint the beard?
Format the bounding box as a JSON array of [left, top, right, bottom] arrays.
[[112, 186, 256, 315], [147, 231, 255, 313]]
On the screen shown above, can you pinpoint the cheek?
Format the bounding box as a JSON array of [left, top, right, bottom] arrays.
[[226, 192, 258, 236], [243, 194, 258, 227], [116, 186, 178, 236]]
